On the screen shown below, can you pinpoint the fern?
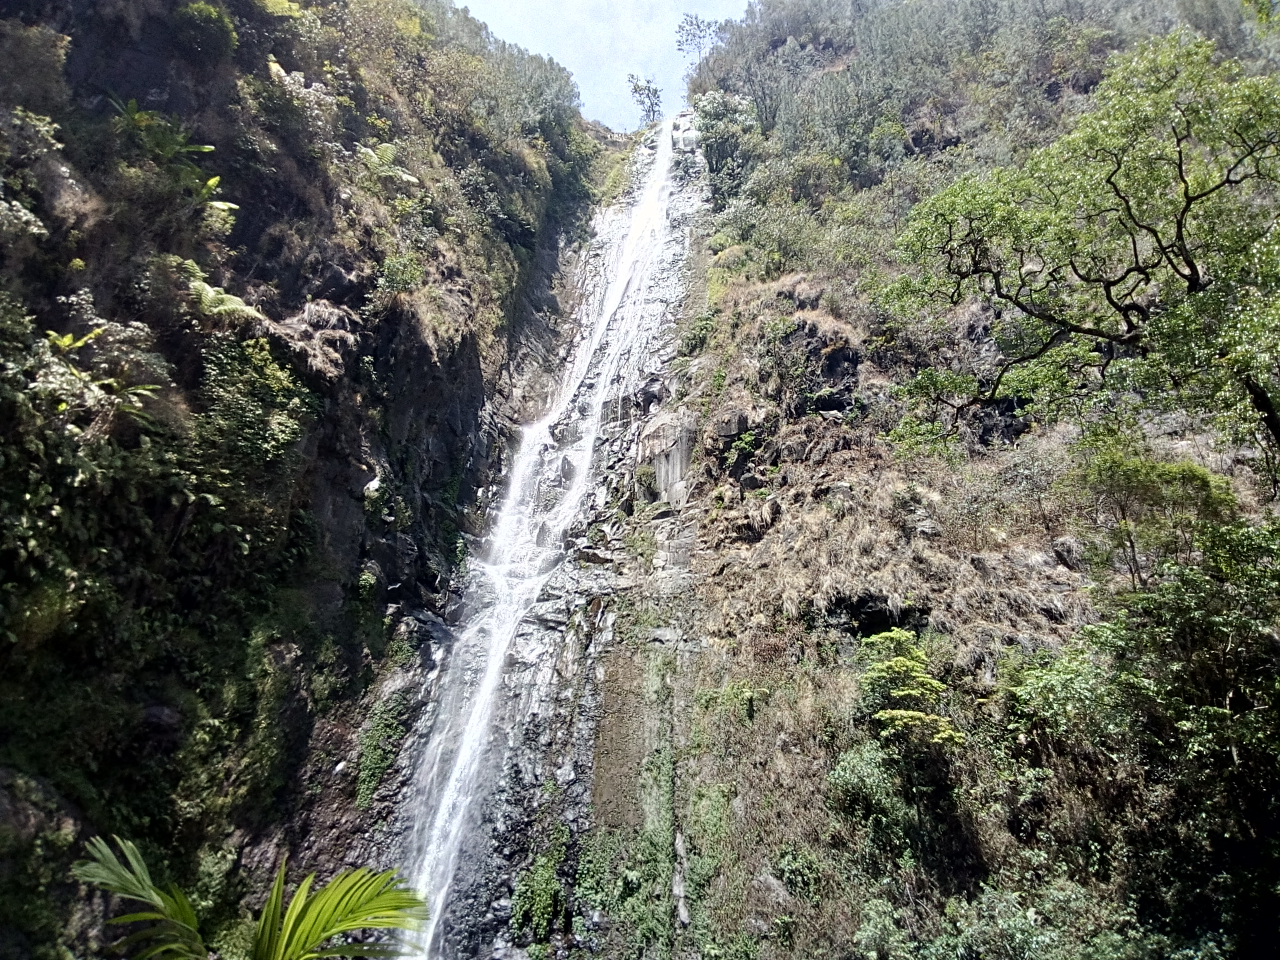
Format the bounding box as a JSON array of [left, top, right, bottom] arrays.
[[189, 280, 266, 322], [357, 143, 420, 184]]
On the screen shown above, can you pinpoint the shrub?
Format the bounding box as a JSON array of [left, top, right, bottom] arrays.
[[635, 463, 658, 497], [859, 629, 963, 745], [773, 844, 822, 904], [680, 312, 717, 356], [827, 740, 910, 834], [173, 3, 238, 67]]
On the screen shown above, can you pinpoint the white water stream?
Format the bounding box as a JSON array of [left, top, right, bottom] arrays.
[[405, 119, 695, 957]]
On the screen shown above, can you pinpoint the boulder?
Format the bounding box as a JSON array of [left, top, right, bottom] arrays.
[[638, 407, 699, 503], [672, 114, 699, 152], [711, 409, 749, 439]]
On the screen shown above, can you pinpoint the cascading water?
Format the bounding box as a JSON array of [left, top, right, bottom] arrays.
[[404, 117, 700, 957]]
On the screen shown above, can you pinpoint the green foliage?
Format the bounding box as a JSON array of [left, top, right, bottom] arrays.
[[355, 691, 411, 809], [1004, 521, 1280, 944], [628, 74, 663, 126], [1, 0, 599, 954], [693, 92, 762, 210], [73, 836, 205, 960], [851, 898, 911, 960], [635, 463, 658, 496], [1071, 438, 1237, 585], [859, 629, 963, 745], [697, 679, 770, 724], [679, 312, 717, 356], [679, 3, 1280, 956], [74, 835, 427, 960], [773, 844, 821, 904], [827, 740, 910, 837], [511, 825, 568, 941], [173, 3, 239, 67], [710, 366, 727, 395], [375, 252, 426, 295], [109, 101, 236, 213], [899, 32, 1280, 460]]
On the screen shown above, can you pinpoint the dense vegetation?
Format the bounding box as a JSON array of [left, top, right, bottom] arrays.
[[547, 1, 1280, 958], [0, 1, 598, 956]]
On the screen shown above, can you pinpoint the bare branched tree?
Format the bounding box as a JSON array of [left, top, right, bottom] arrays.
[[627, 73, 663, 125]]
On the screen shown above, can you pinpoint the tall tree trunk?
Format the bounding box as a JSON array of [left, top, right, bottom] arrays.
[[1242, 374, 1280, 451]]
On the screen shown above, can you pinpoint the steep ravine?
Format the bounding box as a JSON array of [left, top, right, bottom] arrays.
[[370, 115, 707, 958], [0, 4, 611, 953], [363, 118, 1117, 960]]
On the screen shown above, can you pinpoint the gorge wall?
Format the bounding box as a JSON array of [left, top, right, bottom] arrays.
[[0, 0, 610, 955]]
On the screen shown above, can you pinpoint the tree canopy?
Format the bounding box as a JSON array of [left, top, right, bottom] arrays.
[[898, 31, 1280, 458]]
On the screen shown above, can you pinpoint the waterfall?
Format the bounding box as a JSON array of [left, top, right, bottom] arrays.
[[404, 117, 697, 957]]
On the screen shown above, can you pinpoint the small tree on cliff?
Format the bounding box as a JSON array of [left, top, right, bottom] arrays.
[[628, 73, 663, 125], [73, 836, 426, 959], [676, 13, 718, 65]]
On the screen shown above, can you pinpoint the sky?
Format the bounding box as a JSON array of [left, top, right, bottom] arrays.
[[459, 0, 749, 131]]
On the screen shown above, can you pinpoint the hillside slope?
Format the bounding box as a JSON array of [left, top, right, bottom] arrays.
[[0, 0, 609, 955]]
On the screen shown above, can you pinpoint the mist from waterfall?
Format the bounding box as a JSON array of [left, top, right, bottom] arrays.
[[405, 118, 694, 957]]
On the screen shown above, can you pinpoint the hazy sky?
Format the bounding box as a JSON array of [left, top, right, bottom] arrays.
[[460, 0, 748, 131]]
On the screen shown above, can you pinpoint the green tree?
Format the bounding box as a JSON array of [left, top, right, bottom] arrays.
[[898, 32, 1280, 455], [1073, 438, 1237, 586], [860, 628, 962, 745], [627, 74, 663, 125], [73, 836, 427, 959], [676, 14, 719, 65], [1012, 522, 1280, 945], [692, 91, 761, 209], [173, 3, 238, 67]]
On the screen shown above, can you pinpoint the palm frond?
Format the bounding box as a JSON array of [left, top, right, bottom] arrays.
[[72, 836, 207, 960], [270, 867, 426, 960], [252, 859, 290, 960], [77, 837, 424, 960]]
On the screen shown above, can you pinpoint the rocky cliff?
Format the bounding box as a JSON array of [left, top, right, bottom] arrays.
[[0, 1, 610, 955]]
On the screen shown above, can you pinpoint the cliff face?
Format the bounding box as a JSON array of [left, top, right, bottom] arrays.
[[433, 5, 1280, 960], [0, 1, 605, 955]]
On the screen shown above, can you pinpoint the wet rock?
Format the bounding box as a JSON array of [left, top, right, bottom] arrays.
[[633, 376, 668, 414], [671, 113, 699, 152]]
